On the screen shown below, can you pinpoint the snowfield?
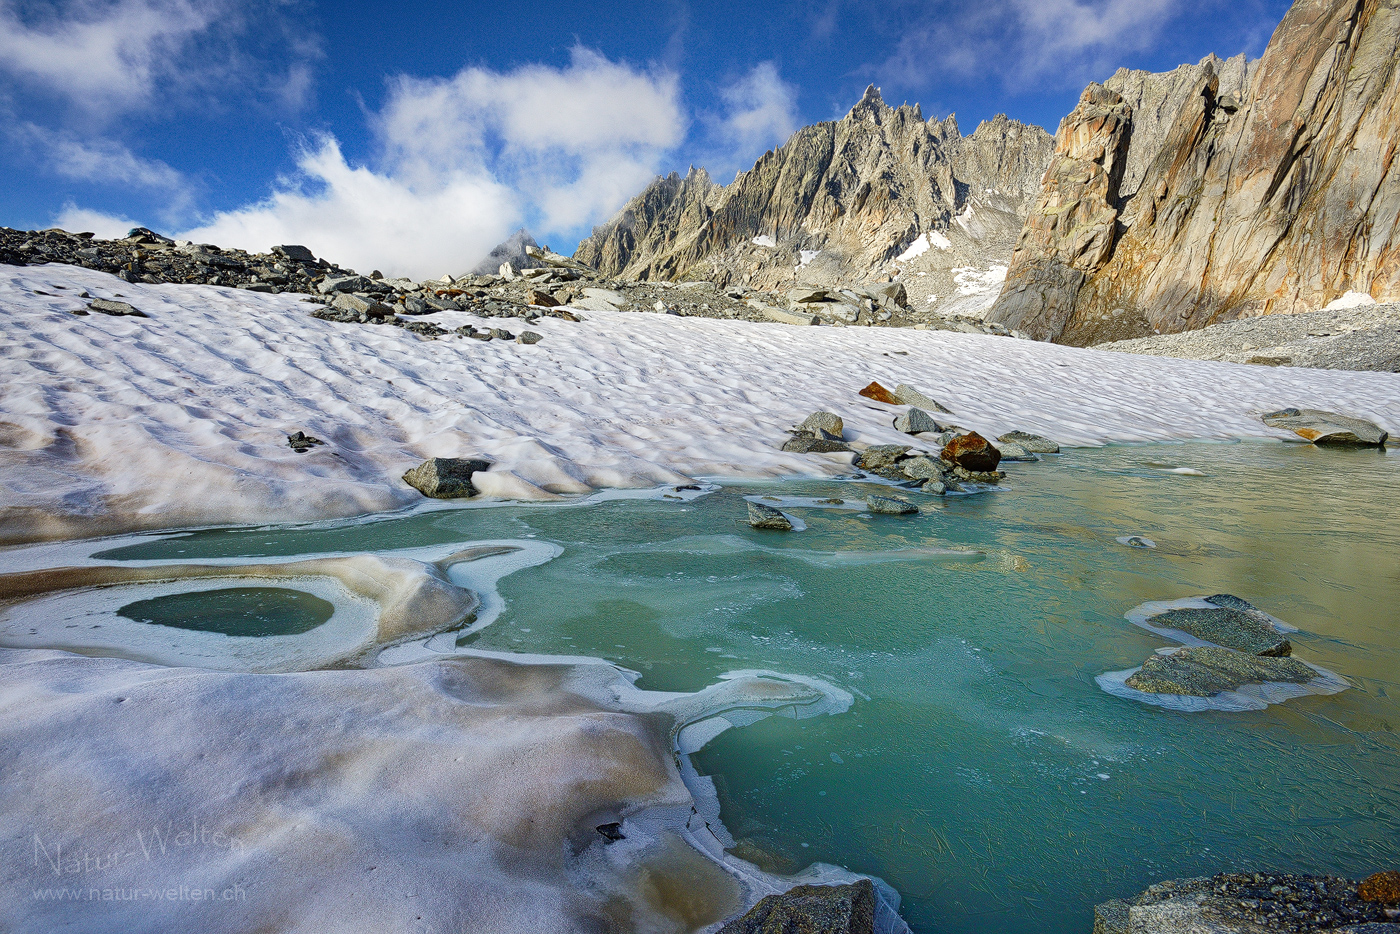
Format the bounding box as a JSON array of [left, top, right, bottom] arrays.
[[3, 262, 1398, 542]]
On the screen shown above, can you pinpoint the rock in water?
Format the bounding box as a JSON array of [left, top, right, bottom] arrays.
[[797, 411, 844, 437], [747, 502, 794, 530], [997, 430, 1060, 453], [1261, 408, 1388, 446], [893, 384, 952, 413], [1124, 646, 1316, 696], [1150, 606, 1292, 656], [1359, 871, 1400, 905], [997, 442, 1039, 462], [940, 432, 1001, 472], [893, 408, 942, 434], [1095, 872, 1395, 934], [900, 456, 949, 480], [988, 0, 1400, 346], [859, 381, 900, 404], [865, 494, 918, 515], [402, 457, 492, 499], [717, 879, 876, 934]]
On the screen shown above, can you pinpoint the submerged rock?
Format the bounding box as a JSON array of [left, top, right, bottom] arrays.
[[940, 432, 1001, 472], [1094, 872, 1396, 934], [747, 501, 794, 530], [1150, 603, 1292, 656], [402, 457, 492, 499], [997, 431, 1060, 454], [858, 381, 900, 404], [717, 879, 875, 934], [865, 494, 918, 515], [1124, 646, 1315, 696], [1262, 408, 1388, 447]]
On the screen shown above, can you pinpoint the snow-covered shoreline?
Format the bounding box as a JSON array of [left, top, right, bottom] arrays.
[[4, 262, 1398, 544]]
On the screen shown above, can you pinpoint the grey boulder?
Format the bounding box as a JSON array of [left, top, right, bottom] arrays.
[[318, 275, 370, 294], [402, 457, 492, 499], [997, 431, 1060, 454], [1261, 408, 1388, 446], [865, 493, 918, 515], [893, 407, 942, 434], [797, 411, 844, 437], [331, 293, 394, 318], [88, 299, 147, 317], [717, 879, 875, 934], [893, 384, 952, 413]]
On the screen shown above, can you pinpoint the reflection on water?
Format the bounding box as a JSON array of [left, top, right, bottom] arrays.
[[83, 442, 1400, 934]]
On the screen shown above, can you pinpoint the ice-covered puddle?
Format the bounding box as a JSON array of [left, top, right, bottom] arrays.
[[2, 441, 1398, 934]]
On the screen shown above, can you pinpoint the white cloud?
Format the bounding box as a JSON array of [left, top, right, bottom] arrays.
[[51, 203, 142, 239], [179, 137, 519, 280], [178, 48, 686, 278], [0, 0, 219, 112], [702, 63, 800, 177], [16, 123, 189, 196], [883, 0, 1184, 90]]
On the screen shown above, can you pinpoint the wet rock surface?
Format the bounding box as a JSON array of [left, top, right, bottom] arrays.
[[940, 432, 1002, 472], [1150, 605, 1293, 656], [748, 501, 794, 530], [1123, 646, 1316, 696], [717, 879, 876, 934], [1094, 872, 1398, 934], [865, 493, 919, 515]]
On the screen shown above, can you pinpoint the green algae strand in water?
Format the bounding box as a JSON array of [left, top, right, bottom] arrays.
[[118, 587, 334, 637]]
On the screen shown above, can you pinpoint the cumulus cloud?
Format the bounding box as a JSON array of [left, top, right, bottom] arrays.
[[0, 0, 319, 118], [883, 0, 1185, 90], [51, 203, 142, 239], [180, 49, 686, 278]]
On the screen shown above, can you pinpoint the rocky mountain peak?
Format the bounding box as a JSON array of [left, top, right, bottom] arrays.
[[572, 86, 1054, 319], [988, 0, 1397, 345]]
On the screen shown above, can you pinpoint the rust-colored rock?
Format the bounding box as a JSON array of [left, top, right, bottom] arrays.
[[858, 381, 900, 404], [526, 289, 561, 308], [1359, 870, 1400, 904], [940, 432, 1001, 472]]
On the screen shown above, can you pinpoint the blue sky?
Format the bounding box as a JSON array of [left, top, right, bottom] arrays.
[[0, 0, 1291, 277]]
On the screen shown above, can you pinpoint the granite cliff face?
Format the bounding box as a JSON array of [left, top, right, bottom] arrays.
[[988, 0, 1400, 344], [573, 88, 1054, 318]]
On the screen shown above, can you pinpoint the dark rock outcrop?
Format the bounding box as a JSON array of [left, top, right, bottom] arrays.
[[748, 502, 794, 530], [402, 457, 492, 499], [989, 0, 1400, 345], [718, 879, 875, 934], [1094, 872, 1397, 933]]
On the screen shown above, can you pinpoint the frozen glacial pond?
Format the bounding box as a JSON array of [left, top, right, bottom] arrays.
[[8, 441, 1399, 934]]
